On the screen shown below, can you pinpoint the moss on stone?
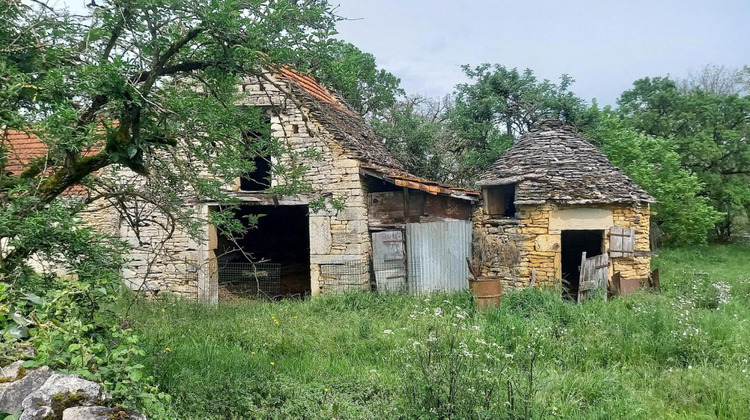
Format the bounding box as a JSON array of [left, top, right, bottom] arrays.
[[46, 392, 87, 420]]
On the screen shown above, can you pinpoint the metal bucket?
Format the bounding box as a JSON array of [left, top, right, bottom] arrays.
[[469, 276, 502, 312]]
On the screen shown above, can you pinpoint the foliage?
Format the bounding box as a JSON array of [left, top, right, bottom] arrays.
[[372, 95, 460, 184], [617, 76, 750, 242], [586, 114, 723, 245], [0, 0, 338, 283], [0, 277, 171, 416], [126, 245, 750, 419], [444, 64, 592, 184], [313, 40, 404, 118]]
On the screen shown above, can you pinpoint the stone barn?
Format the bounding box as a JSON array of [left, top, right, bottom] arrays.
[[473, 120, 654, 300], [3, 69, 479, 302]]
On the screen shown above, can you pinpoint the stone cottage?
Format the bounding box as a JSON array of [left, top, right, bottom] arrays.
[[473, 120, 654, 299], [3, 69, 479, 302]]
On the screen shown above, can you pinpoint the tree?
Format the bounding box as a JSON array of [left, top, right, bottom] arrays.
[[448, 64, 591, 185], [678, 64, 748, 95], [313, 40, 403, 118], [0, 0, 337, 282], [372, 94, 460, 184], [617, 76, 750, 242], [587, 114, 722, 246]]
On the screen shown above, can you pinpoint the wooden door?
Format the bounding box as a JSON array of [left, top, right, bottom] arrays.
[[578, 252, 609, 303]]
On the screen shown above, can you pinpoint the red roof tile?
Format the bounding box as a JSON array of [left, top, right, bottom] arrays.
[[2, 129, 101, 195], [2, 129, 49, 176]]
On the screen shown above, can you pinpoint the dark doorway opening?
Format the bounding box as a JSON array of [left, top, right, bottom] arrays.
[[561, 230, 604, 301], [215, 205, 310, 300]]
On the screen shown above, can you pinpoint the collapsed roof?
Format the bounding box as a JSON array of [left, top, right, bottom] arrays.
[[478, 120, 654, 205], [277, 68, 479, 201]]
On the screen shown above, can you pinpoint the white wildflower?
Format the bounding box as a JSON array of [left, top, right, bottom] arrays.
[[383, 329, 393, 334]]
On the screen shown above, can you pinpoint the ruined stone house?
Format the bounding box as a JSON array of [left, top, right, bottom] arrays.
[[2, 69, 479, 302], [473, 120, 655, 299]]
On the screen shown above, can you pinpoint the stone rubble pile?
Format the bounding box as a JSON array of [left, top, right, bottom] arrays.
[[0, 361, 146, 420]]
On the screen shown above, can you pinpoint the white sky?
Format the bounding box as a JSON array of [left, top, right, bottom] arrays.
[[59, 0, 750, 106], [333, 0, 750, 105]]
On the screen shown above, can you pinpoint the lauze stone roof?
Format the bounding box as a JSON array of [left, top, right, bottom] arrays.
[[278, 68, 403, 169], [478, 120, 655, 204], [278, 68, 479, 200]]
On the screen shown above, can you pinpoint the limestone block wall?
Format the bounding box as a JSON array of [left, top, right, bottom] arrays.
[[611, 204, 651, 281], [472, 205, 524, 289], [79, 75, 374, 300], [225, 76, 372, 296], [117, 209, 201, 299], [474, 201, 651, 291]]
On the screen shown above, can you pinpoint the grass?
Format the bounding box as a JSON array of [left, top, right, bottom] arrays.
[[128, 244, 750, 419]]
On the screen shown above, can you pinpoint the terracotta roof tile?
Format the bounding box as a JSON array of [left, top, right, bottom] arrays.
[[2, 129, 100, 196]]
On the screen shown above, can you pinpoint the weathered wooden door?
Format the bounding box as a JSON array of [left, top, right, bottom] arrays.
[[372, 230, 407, 292], [578, 252, 609, 303], [406, 220, 472, 294]]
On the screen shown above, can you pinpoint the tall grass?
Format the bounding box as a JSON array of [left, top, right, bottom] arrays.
[[128, 245, 750, 419]]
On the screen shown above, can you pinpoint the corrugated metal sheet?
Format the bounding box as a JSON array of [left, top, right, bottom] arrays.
[[406, 220, 472, 294]]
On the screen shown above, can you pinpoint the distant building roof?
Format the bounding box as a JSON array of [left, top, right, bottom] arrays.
[[2, 129, 48, 176], [478, 120, 655, 204]]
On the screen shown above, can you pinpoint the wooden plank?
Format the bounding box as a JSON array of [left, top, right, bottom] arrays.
[[610, 226, 635, 258], [579, 253, 609, 302], [368, 191, 426, 227], [623, 229, 635, 255], [372, 230, 407, 292], [422, 194, 472, 221], [577, 251, 587, 303]]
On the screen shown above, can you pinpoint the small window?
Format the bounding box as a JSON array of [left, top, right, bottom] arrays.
[[239, 110, 272, 192], [484, 184, 517, 218], [240, 153, 271, 191], [609, 226, 635, 257]]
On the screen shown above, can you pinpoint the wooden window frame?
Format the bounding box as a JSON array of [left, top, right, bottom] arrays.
[[484, 184, 517, 218]]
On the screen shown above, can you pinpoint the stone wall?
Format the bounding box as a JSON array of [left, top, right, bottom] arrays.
[[474, 201, 651, 291], [240, 75, 372, 296], [80, 75, 372, 300]]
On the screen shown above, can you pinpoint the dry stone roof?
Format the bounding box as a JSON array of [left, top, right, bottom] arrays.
[[478, 120, 655, 204], [278, 68, 403, 169], [277, 68, 479, 200]]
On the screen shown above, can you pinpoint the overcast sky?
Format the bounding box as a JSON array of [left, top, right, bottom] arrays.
[[332, 0, 749, 105], [59, 0, 749, 106]]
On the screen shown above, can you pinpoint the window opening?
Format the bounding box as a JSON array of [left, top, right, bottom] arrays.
[[485, 184, 517, 218]]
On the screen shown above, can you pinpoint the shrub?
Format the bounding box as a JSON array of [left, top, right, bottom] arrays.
[[0, 278, 171, 417]]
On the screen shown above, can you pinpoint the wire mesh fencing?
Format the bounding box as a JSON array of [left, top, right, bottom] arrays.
[[217, 262, 281, 300], [317, 258, 429, 295]]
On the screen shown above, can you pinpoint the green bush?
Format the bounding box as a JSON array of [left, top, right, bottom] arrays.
[[0, 278, 171, 417]]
